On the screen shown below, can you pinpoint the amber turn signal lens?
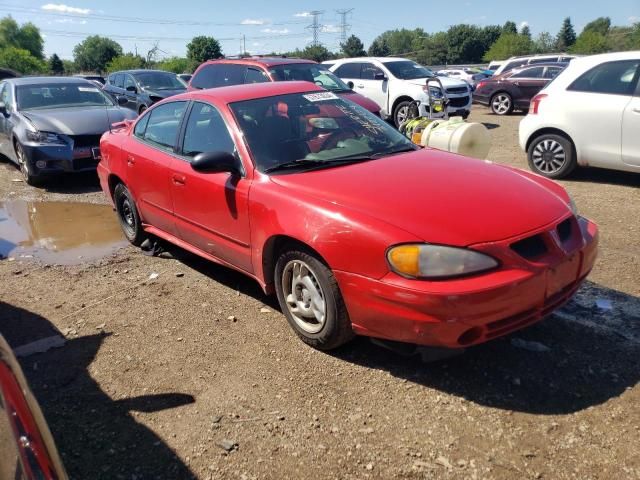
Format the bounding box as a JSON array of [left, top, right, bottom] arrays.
[[387, 245, 421, 277]]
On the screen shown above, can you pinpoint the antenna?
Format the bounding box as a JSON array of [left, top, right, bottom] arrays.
[[306, 10, 324, 46], [336, 8, 353, 45]]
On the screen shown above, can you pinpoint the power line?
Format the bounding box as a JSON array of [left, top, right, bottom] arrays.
[[306, 11, 324, 46], [336, 8, 353, 45]]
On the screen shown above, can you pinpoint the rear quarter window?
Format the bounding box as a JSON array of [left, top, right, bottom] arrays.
[[191, 64, 246, 89], [334, 63, 362, 79], [568, 60, 640, 96]]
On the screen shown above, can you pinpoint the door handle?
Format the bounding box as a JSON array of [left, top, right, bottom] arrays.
[[632, 108, 640, 114], [513, 81, 520, 86], [356, 84, 364, 88], [172, 174, 186, 185], [126, 155, 135, 166]]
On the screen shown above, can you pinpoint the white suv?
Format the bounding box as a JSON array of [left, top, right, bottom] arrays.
[[328, 57, 472, 126], [493, 53, 577, 76], [519, 51, 640, 178]]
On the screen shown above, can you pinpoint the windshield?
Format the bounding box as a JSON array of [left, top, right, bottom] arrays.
[[16, 83, 114, 110], [135, 72, 186, 91], [384, 61, 434, 80], [268, 64, 352, 92], [230, 91, 415, 173]]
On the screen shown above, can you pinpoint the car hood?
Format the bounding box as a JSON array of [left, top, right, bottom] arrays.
[[406, 76, 469, 89], [144, 88, 186, 99], [269, 150, 570, 246], [336, 91, 380, 113], [21, 106, 136, 135]]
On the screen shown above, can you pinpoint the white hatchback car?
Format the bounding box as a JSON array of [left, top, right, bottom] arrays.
[[519, 51, 640, 178]]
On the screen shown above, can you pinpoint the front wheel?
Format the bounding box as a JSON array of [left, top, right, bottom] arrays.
[[527, 134, 577, 179], [113, 183, 146, 245], [393, 100, 413, 128], [15, 141, 40, 186], [490, 92, 513, 115], [274, 249, 354, 350]]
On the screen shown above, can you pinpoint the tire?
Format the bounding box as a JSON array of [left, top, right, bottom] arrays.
[[14, 141, 41, 186], [490, 92, 513, 115], [113, 183, 146, 246], [527, 133, 577, 179], [274, 249, 354, 350], [393, 100, 412, 128]]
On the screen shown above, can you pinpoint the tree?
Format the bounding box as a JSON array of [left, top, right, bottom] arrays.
[[556, 17, 576, 51], [341, 34, 366, 57], [372, 29, 425, 56], [156, 56, 192, 73], [520, 24, 531, 39], [479, 25, 502, 52], [534, 31, 555, 53], [73, 35, 123, 72], [0, 16, 44, 59], [416, 31, 448, 65], [503, 21, 518, 35], [62, 59, 76, 74], [484, 32, 533, 61], [583, 17, 611, 36], [186, 36, 222, 64], [0, 46, 45, 74], [445, 24, 486, 63], [368, 38, 390, 57], [48, 53, 64, 75], [571, 30, 609, 54], [106, 53, 146, 73], [300, 45, 332, 62]]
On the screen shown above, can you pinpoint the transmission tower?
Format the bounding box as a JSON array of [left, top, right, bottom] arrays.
[[306, 10, 324, 46], [336, 8, 353, 45]]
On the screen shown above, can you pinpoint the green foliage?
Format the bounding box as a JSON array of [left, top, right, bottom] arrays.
[[62, 59, 76, 75], [106, 53, 146, 73], [48, 53, 64, 75], [483, 32, 533, 61], [570, 30, 609, 54], [0, 46, 45, 74], [155, 56, 192, 73], [371, 28, 425, 56], [503, 21, 518, 35], [534, 32, 555, 53], [416, 31, 448, 65], [186, 36, 222, 64], [556, 17, 576, 50], [520, 25, 531, 39], [73, 35, 123, 73], [583, 17, 611, 36], [300, 45, 333, 62], [341, 35, 366, 58], [368, 38, 390, 57], [0, 16, 44, 60], [445, 24, 486, 63]]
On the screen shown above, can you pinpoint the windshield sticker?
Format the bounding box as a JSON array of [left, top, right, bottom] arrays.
[[78, 87, 100, 92], [303, 92, 339, 102]]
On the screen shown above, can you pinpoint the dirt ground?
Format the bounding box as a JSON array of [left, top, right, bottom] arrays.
[[1, 106, 639, 480]]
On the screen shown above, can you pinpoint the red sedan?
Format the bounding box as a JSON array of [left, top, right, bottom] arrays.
[[98, 81, 598, 351]]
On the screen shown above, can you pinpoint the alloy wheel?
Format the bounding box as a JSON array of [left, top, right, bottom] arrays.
[[281, 260, 326, 334], [395, 105, 409, 126], [16, 143, 30, 181], [491, 94, 511, 115], [532, 139, 566, 174]]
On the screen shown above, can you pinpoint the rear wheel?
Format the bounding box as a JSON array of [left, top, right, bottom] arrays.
[[490, 92, 513, 115], [275, 249, 354, 350], [113, 183, 145, 245], [527, 133, 577, 179]]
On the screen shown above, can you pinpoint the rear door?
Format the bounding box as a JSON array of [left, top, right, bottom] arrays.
[[125, 100, 188, 236], [508, 66, 546, 107], [170, 101, 253, 272], [565, 59, 639, 169], [622, 69, 640, 167]]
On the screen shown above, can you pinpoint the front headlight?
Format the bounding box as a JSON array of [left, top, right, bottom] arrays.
[[422, 86, 443, 98], [387, 244, 499, 279], [26, 130, 64, 144]]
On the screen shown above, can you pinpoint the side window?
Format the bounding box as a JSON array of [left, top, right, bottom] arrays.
[[133, 112, 150, 138], [529, 57, 554, 65], [115, 74, 124, 88], [181, 102, 236, 159], [1, 83, 14, 110], [334, 63, 362, 79], [568, 60, 640, 96], [108, 74, 116, 84], [504, 60, 526, 72], [544, 67, 563, 79], [124, 75, 136, 90], [142, 101, 187, 151], [191, 64, 246, 89], [360, 63, 383, 80], [512, 67, 545, 79], [245, 68, 269, 84]]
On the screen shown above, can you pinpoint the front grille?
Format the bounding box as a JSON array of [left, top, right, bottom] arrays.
[[446, 86, 468, 94], [70, 135, 102, 148], [557, 218, 572, 243], [449, 96, 470, 108], [511, 234, 548, 260]]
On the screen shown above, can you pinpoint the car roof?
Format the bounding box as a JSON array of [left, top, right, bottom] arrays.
[[168, 80, 324, 104], [334, 57, 412, 63], [5, 76, 94, 86], [199, 57, 316, 69], [112, 69, 176, 75]]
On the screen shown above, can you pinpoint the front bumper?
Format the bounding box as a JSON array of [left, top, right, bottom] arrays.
[[336, 215, 598, 349], [22, 141, 101, 177]]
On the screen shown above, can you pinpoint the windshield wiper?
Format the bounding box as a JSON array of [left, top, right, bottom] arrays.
[[333, 145, 419, 162], [263, 157, 371, 174]]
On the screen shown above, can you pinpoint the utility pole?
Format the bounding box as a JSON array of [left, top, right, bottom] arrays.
[[306, 10, 324, 46], [336, 8, 353, 45]]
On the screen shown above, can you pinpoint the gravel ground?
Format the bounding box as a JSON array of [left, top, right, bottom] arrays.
[[1, 106, 639, 480]]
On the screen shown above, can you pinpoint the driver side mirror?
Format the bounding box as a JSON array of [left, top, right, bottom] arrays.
[[191, 151, 241, 175], [374, 72, 387, 81], [116, 96, 128, 106], [347, 81, 354, 90], [126, 85, 137, 93], [0, 102, 8, 116]]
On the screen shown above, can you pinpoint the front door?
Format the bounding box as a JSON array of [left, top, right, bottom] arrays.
[[358, 62, 389, 115], [170, 101, 252, 273], [622, 94, 640, 168], [123, 74, 139, 110], [125, 100, 188, 236]]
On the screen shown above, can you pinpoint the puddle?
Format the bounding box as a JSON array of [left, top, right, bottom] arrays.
[[0, 199, 127, 265]]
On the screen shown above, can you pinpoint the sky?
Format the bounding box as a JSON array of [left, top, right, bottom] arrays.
[[2, 0, 639, 60]]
